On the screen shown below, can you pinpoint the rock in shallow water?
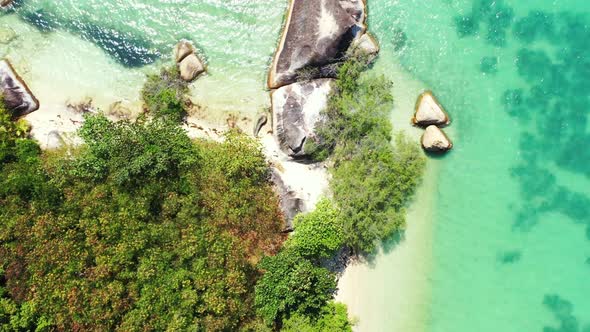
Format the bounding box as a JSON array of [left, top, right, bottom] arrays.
[[0, 0, 13, 8], [272, 79, 333, 158], [0, 59, 40, 117], [179, 53, 205, 82], [413, 91, 450, 127], [268, 0, 366, 88], [421, 125, 453, 152], [174, 40, 194, 63]]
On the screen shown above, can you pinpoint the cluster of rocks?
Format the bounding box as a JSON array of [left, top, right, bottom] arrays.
[[270, 0, 379, 158], [413, 91, 453, 153], [266, 0, 380, 228], [173, 41, 205, 82], [0, 59, 39, 117]]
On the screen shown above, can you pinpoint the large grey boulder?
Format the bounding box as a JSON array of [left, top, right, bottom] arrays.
[[421, 125, 452, 152], [413, 91, 450, 127], [268, 0, 366, 89], [272, 79, 333, 158], [0, 60, 39, 117]]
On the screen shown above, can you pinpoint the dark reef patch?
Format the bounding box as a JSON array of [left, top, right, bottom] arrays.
[[542, 295, 590, 332], [497, 250, 521, 264], [14, 6, 163, 67], [480, 56, 498, 74]]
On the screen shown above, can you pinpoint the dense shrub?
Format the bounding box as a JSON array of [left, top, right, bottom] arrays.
[[286, 199, 343, 259], [141, 66, 189, 122], [280, 302, 352, 332], [0, 113, 285, 331], [254, 249, 336, 327], [310, 57, 426, 253]]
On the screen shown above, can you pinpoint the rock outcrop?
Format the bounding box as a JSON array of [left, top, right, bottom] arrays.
[[173, 41, 205, 82], [272, 79, 333, 158], [268, 0, 367, 89], [270, 168, 304, 232], [413, 91, 450, 127], [0, 60, 39, 117], [46, 131, 66, 150], [253, 114, 268, 137], [351, 32, 379, 62], [0, 0, 13, 8], [421, 125, 453, 152]]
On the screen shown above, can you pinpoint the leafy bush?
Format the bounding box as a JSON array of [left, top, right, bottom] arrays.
[[280, 302, 353, 332], [287, 199, 343, 259], [141, 66, 188, 122], [75, 114, 198, 186], [310, 57, 426, 253], [0, 114, 285, 331], [254, 249, 336, 326]]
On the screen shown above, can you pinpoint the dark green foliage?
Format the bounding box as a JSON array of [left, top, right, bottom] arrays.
[[310, 58, 425, 253], [141, 66, 189, 122], [280, 302, 352, 332], [254, 249, 336, 326], [0, 113, 285, 331], [286, 199, 343, 259]]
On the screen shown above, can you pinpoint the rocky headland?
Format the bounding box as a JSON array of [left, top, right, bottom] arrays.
[[0, 59, 39, 117]]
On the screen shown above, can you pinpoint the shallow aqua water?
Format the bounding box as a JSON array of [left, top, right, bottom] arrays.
[[3, 0, 590, 331], [368, 0, 590, 330]]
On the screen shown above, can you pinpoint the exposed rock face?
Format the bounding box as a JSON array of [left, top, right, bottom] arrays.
[[174, 41, 194, 63], [179, 53, 205, 82], [413, 91, 450, 127], [173, 41, 205, 82], [0, 60, 40, 117], [268, 0, 366, 89], [46, 131, 65, 150], [253, 114, 268, 137], [351, 32, 379, 62], [270, 168, 304, 232], [272, 79, 333, 158], [421, 125, 453, 152]]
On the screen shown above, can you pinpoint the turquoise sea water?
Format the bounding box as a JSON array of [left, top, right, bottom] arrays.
[[367, 0, 590, 330], [2, 0, 590, 331]]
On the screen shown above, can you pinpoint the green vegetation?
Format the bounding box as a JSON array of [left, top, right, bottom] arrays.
[[255, 249, 336, 327], [286, 199, 343, 259], [281, 302, 352, 332], [0, 95, 285, 330], [141, 66, 189, 122], [308, 57, 426, 253]]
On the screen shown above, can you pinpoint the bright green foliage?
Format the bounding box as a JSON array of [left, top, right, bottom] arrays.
[[0, 113, 285, 331], [287, 199, 343, 259], [254, 249, 336, 326], [280, 302, 353, 332], [75, 114, 198, 186], [311, 57, 426, 253], [141, 66, 188, 122]]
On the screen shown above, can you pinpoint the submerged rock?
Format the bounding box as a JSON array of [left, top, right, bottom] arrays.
[[0, 60, 40, 117], [179, 53, 205, 82], [268, 0, 366, 88], [272, 79, 333, 158], [0, 0, 13, 8], [421, 125, 453, 152], [0, 27, 16, 44], [413, 91, 450, 127]]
